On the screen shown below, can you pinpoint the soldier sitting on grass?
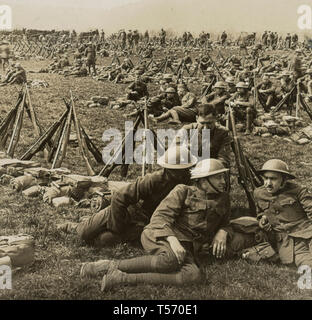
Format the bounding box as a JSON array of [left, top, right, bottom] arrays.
[[57, 145, 197, 247], [80, 159, 255, 291]]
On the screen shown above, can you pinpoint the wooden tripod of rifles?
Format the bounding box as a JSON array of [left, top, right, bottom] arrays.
[[21, 90, 103, 175], [98, 102, 165, 178], [0, 84, 44, 158]]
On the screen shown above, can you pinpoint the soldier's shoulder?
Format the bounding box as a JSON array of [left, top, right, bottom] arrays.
[[215, 123, 230, 133]]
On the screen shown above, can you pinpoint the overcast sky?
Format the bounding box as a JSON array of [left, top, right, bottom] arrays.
[[3, 0, 312, 34]]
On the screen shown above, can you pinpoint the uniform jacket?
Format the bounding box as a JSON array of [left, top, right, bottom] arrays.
[[145, 184, 232, 247], [201, 91, 230, 115], [182, 123, 231, 168], [110, 169, 190, 230], [127, 80, 148, 97], [180, 92, 196, 109], [254, 182, 312, 264]]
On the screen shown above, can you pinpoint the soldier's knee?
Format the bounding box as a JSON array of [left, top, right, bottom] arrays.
[[76, 221, 89, 242], [155, 251, 180, 273]]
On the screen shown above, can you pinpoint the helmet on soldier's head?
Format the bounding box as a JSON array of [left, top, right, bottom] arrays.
[[191, 159, 229, 180], [165, 87, 176, 93], [206, 67, 214, 73], [258, 159, 296, 179], [236, 82, 249, 89], [157, 145, 197, 169], [213, 81, 227, 89]]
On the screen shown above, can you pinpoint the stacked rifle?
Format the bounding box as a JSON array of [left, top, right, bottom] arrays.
[[21, 91, 103, 175], [0, 85, 43, 158]]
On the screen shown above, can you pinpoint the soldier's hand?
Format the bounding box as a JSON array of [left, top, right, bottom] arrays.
[[212, 229, 228, 259], [259, 215, 272, 232], [166, 236, 186, 265]]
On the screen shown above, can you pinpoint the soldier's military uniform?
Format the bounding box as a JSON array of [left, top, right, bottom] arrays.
[[256, 76, 276, 111], [182, 122, 231, 168], [255, 182, 312, 268], [126, 77, 148, 101], [77, 145, 197, 247], [201, 81, 230, 123], [85, 43, 96, 75], [227, 82, 256, 133], [168, 90, 197, 124]]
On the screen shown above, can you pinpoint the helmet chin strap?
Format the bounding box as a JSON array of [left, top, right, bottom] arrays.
[[206, 177, 222, 194]]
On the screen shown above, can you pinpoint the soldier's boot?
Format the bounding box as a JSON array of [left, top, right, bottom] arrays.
[[80, 259, 119, 278], [93, 231, 121, 248], [168, 110, 182, 125], [101, 269, 186, 292]]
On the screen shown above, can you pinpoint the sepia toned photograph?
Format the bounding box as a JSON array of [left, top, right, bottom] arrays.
[[0, 0, 312, 305]]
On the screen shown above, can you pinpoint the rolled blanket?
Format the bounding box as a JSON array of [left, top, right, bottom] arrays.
[[10, 175, 37, 192], [43, 185, 72, 204]]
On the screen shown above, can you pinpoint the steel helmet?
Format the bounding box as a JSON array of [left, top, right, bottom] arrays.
[[258, 159, 296, 179], [213, 81, 227, 89], [236, 82, 249, 89], [165, 87, 176, 93], [191, 159, 229, 180], [157, 145, 197, 169]]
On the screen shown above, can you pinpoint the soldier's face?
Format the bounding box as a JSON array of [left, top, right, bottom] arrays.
[[197, 114, 216, 129], [199, 174, 226, 193], [178, 88, 186, 96], [263, 171, 284, 194]]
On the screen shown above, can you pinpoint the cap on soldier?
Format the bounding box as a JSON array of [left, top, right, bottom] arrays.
[[165, 87, 176, 93], [157, 145, 197, 169], [213, 81, 227, 89], [236, 82, 249, 88], [191, 159, 229, 180], [258, 159, 296, 179]]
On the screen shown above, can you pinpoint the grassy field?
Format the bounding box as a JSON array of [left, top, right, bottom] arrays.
[[0, 54, 312, 300]]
